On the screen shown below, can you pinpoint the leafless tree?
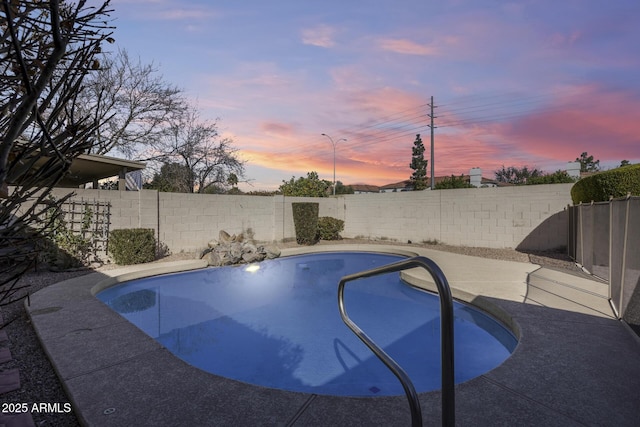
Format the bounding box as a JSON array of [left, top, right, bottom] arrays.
[[0, 0, 112, 307], [78, 48, 185, 157], [144, 108, 245, 193]]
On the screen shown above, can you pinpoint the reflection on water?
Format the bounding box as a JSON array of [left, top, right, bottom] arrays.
[[97, 252, 517, 396], [109, 289, 156, 313]]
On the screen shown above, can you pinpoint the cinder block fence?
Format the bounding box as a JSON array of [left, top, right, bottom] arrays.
[[49, 183, 574, 254]]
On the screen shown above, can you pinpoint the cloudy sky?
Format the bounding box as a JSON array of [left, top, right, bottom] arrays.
[[108, 0, 640, 191]]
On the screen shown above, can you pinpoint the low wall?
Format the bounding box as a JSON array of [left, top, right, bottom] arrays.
[[49, 183, 573, 253]]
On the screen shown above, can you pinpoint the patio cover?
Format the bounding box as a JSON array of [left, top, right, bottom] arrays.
[[56, 153, 146, 188]]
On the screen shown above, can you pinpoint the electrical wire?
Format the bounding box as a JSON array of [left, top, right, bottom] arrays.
[[257, 87, 590, 160]]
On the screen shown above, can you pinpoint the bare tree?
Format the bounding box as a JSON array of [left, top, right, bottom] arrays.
[[78, 48, 185, 157], [0, 0, 112, 306], [145, 108, 245, 193]]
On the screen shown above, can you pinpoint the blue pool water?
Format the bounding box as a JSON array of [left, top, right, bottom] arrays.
[[97, 252, 517, 397]]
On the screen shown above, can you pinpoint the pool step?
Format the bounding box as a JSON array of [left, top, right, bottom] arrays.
[[525, 267, 615, 318]]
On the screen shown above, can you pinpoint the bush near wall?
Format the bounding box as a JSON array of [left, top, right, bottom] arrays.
[[317, 217, 344, 240], [571, 164, 640, 204], [292, 202, 319, 245], [108, 228, 156, 265]]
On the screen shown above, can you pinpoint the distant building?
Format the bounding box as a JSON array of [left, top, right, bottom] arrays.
[[566, 161, 581, 180], [379, 180, 414, 192], [467, 168, 500, 187], [349, 165, 582, 195], [376, 169, 500, 192], [350, 184, 380, 194]]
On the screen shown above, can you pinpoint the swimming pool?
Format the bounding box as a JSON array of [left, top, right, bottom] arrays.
[[97, 252, 517, 397]]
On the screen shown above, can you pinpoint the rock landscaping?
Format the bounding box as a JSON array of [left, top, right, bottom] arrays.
[[199, 230, 281, 267]]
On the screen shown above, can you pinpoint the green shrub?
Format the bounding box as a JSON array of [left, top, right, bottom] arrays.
[[292, 202, 319, 245], [571, 164, 640, 204], [527, 170, 576, 185], [108, 228, 156, 265], [317, 217, 344, 240], [434, 174, 474, 189]]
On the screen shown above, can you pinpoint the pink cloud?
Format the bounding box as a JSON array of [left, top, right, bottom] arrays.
[[153, 8, 218, 20], [260, 121, 297, 137], [501, 88, 640, 164], [301, 24, 337, 48], [547, 31, 583, 48], [214, 82, 640, 190], [239, 119, 558, 188], [242, 148, 329, 180], [327, 69, 428, 118], [377, 38, 439, 56], [114, 0, 220, 21]]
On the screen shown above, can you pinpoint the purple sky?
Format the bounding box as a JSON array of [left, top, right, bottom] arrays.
[[108, 0, 640, 190]]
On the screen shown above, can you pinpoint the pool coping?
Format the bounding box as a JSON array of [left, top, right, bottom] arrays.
[[26, 244, 640, 426]]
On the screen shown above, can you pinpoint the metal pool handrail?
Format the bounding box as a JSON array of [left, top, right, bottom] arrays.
[[337, 256, 455, 427]]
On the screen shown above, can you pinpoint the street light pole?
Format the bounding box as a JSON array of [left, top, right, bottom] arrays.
[[321, 133, 347, 196]]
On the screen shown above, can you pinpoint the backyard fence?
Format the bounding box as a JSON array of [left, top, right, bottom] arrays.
[[568, 196, 640, 324]]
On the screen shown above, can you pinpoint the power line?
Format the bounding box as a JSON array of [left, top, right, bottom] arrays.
[[436, 88, 590, 127], [256, 88, 592, 166], [338, 102, 431, 133], [438, 97, 592, 128]]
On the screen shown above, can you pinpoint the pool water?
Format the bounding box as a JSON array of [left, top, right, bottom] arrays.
[[97, 252, 517, 397]]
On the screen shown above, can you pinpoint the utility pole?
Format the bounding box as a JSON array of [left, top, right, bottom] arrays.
[[428, 96, 437, 189]]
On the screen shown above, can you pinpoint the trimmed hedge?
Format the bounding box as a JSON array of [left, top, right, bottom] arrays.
[[292, 202, 319, 245], [108, 228, 156, 265], [571, 164, 640, 204], [317, 217, 344, 240]]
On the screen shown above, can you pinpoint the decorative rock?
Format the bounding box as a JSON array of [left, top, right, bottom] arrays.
[[263, 245, 281, 259], [202, 230, 281, 267], [203, 251, 221, 267], [219, 253, 233, 266], [229, 242, 243, 262], [243, 243, 257, 254], [242, 251, 263, 263], [219, 230, 232, 243]]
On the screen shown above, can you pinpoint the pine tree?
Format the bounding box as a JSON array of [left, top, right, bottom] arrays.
[[576, 152, 600, 172], [409, 134, 428, 190]]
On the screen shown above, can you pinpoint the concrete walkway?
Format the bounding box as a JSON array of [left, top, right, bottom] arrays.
[[26, 245, 640, 426]]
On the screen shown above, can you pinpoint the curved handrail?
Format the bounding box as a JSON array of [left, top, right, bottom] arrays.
[[337, 256, 455, 427]]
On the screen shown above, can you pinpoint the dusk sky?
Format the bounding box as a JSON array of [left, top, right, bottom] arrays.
[[108, 0, 640, 191]]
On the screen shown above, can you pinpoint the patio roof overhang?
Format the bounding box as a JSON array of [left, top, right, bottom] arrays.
[[55, 153, 146, 188]]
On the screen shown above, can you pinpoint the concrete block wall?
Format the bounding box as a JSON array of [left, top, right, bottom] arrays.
[[50, 188, 159, 234], [157, 193, 277, 252], [435, 184, 572, 249], [338, 184, 573, 250], [46, 183, 574, 254], [341, 191, 441, 243]]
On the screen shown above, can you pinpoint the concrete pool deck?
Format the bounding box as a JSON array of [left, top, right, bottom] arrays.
[[26, 245, 640, 426]]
